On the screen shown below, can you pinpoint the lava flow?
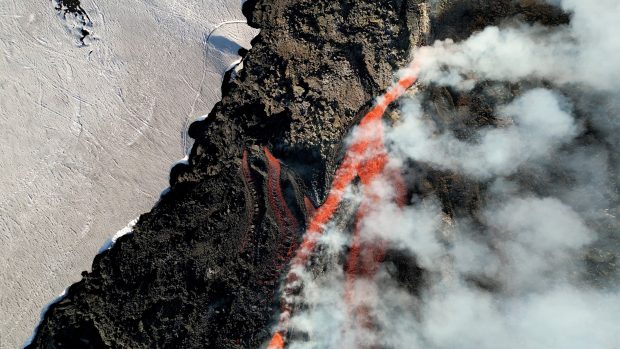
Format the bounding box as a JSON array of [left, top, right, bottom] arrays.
[[238, 149, 257, 254], [267, 65, 419, 349], [265, 147, 301, 259]]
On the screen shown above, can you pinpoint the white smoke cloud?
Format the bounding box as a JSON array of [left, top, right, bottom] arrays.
[[486, 197, 593, 290], [417, 281, 620, 349], [389, 88, 578, 178], [362, 195, 616, 349], [283, 1, 620, 348], [415, 0, 620, 91]]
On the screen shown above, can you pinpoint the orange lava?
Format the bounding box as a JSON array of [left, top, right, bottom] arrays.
[[267, 332, 285, 349], [238, 149, 256, 253], [303, 196, 316, 220], [264, 147, 300, 258], [267, 65, 419, 349]]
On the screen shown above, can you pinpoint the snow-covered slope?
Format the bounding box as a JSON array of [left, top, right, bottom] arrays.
[[0, 0, 258, 347]]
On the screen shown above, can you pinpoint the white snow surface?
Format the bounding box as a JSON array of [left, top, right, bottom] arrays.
[[0, 0, 258, 347], [21, 218, 138, 348]]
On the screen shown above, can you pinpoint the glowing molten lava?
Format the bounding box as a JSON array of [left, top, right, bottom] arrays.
[[265, 147, 301, 258], [267, 65, 419, 349]]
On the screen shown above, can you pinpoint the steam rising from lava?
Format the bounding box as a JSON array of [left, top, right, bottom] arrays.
[[271, 0, 620, 348]]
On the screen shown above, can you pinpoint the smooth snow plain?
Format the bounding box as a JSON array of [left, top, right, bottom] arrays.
[[0, 0, 258, 347]]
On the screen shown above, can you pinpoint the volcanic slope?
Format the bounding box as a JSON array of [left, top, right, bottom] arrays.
[[27, 0, 571, 348]]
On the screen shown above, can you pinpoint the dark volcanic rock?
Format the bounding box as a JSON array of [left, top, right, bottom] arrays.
[[27, 0, 571, 348], [52, 0, 93, 46]]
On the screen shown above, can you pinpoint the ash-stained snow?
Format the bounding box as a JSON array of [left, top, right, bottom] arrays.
[[0, 0, 258, 347]]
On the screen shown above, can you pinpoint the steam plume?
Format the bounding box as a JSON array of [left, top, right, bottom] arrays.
[[278, 1, 620, 347]]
